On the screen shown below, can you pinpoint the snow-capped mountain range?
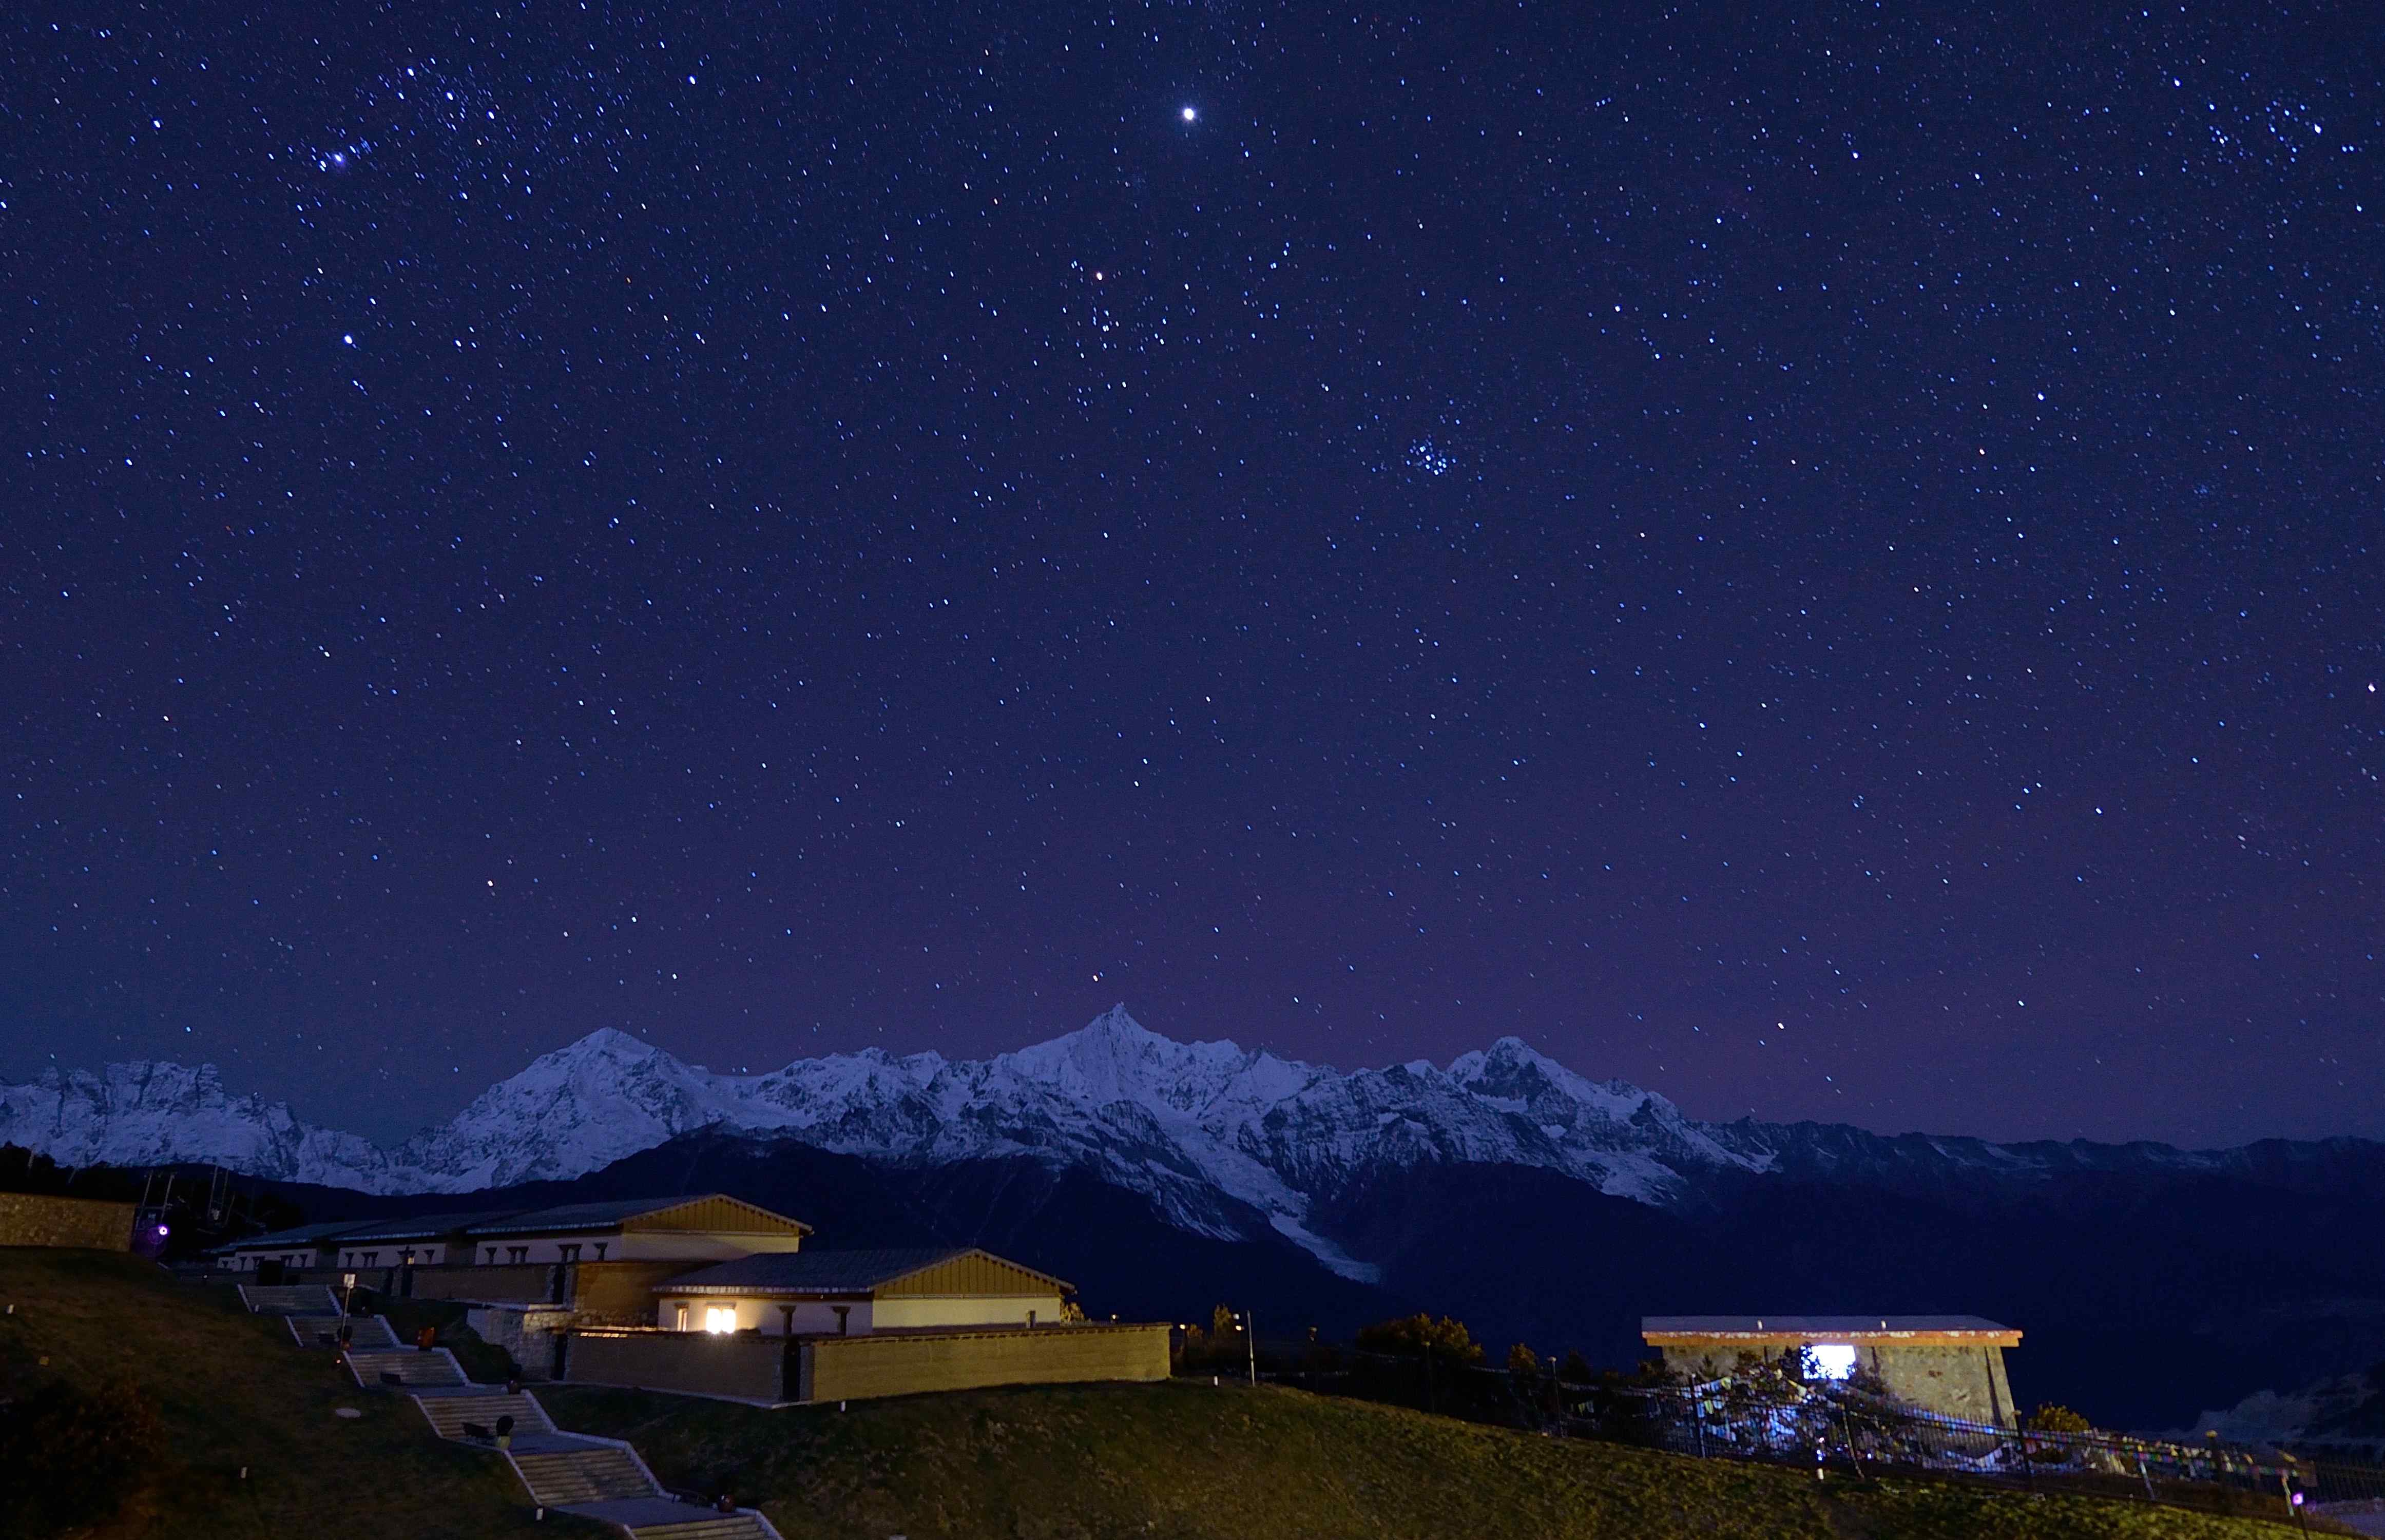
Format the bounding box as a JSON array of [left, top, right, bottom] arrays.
[[0, 1005, 2264, 1280]]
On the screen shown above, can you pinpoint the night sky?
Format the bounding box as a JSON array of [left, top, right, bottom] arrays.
[[4, 1, 2379, 1148]]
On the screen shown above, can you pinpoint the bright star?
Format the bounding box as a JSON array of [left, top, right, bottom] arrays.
[[1181, 106, 1197, 123]]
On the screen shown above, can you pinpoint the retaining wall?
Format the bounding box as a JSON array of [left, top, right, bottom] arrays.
[[800, 1322, 1171, 1404], [566, 1329, 787, 1402], [0, 1194, 137, 1250]]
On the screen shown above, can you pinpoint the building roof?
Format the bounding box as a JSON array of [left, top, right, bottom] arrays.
[[329, 1209, 528, 1243], [213, 1219, 375, 1253], [1642, 1315, 2019, 1343], [463, 1193, 810, 1237], [655, 1246, 1072, 1297]]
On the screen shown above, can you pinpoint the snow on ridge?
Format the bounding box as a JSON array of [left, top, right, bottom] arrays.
[[0, 1011, 1760, 1275]]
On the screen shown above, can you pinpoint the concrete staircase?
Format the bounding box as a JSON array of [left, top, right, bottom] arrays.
[[238, 1283, 339, 1314], [510, 1445, 659, 1506], [343, 1346, 468, 1388], [410, 1390, 554, 1440], [287, 1313, 398, 1349], [624, 1517, 777, 1540]]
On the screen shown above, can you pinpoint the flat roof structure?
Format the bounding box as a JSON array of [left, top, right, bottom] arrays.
[[464, 1195, 812, 1239], [1642, 1315, 2021, 1347], [659, 1246, 1072, 1298], [213, 1219, 376, 1253], [329, 1209, 526, 1243]]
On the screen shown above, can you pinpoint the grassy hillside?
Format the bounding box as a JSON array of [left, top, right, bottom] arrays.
[[543, 1378, 2326, 1540], [0, 1247, 605, 1539], [0, 1246, 2334, 1540]]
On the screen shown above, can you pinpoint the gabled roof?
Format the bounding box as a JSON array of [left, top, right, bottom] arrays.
[[1642, 1315, 2018, 1342], [656, 1246, 1072, 1297], [329, 1209, 528, 1243], [464, 1193, 811, 1237]]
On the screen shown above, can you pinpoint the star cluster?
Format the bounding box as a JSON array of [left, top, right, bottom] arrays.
[[0, 0, 2377, 1144]]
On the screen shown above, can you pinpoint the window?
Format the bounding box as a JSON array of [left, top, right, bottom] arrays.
[[361, 1252, 379, 1266], [486, 1248, 498, 1265], [591, 1242, 607, 1261], [704, 1305, 737, 1335], [343, 1253, 354, 1267], [507, 1246, 529, 1264], [1807, 1344, 1858, 1381], [675, 1304, 689, 1332], [558, 1244, 582, 1262]]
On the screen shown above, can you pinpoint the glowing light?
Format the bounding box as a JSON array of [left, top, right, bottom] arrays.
[[1808, 1344, 1857, 1380], [1181, 106, 1197, 123], [703, 1305, 737, 1334]]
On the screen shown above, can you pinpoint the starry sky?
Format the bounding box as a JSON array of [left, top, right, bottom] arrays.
[[3, 0, 2379, 1148]]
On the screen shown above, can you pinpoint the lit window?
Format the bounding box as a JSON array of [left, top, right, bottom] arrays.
[[1808, 1344, 1858, 1380], [704, 1305, 737, 1335]]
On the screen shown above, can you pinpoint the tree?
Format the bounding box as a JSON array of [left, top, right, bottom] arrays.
[[1355, 1313, 1483, 1363], [1558, 1350, 1595, 1385], [2027, 1403, 2093, 1434], [1506, 1342, 1542, 1376]]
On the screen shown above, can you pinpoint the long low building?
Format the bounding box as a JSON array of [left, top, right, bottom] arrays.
[[211, 1194, 811, 1280], [1642, 1314, 2023, 1427], [207, 1194, 1168, 1404], [653, 1247, 1071, 1337]]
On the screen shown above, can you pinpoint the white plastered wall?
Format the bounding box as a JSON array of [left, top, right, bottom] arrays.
[[657, 1297, 875, 1336], [468, 1230, 804, 1265]]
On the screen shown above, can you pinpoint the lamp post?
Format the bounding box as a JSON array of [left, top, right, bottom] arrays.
[[1238, 1310, 1256, 1386]]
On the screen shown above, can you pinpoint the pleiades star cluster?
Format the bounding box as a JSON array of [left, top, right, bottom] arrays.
[[2, 0, 2377, 1145]]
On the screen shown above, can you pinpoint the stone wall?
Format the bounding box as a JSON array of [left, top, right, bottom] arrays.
[[1660, 1340, 2017, 1427], [565, 1329, 787, 1403], [466, 1303, 576, 1379], [1867, 1342, 2016, 1427], [800, 1322, 1171, 1405], [0, 1194, 137, 1251]]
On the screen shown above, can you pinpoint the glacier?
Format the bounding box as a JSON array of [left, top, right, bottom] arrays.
[[0, 1006, 1764, 1279], [4, 1005, 2264, 1279]]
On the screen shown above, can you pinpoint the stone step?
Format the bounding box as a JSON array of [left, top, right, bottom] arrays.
[[510, 1446, 658, 1506], [287, 1314, 398, 1349], [411, 1392, 553, 1440], [239, 1283, 339, 1315], [344, 1348, 467, 1388], [627, 1518, 774, 1540]]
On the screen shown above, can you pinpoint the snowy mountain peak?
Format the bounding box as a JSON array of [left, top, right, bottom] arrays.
[[0, 1011, 1776, 1273], [1003, 1004, 1259, 1114], [534, 1026, 679, 1071]]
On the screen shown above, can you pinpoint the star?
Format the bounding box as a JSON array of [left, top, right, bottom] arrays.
[[1180, 106, 1197, 123]]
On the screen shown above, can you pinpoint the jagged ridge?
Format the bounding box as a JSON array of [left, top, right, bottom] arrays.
[[0, 1006, 2295, 1278]]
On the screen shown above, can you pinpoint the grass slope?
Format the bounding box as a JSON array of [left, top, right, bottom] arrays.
[[0, 1248, 606, 1539], [544, 1378, 2322, 1540]]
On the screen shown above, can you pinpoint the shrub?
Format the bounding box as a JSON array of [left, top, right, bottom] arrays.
[[2027, 1403, 2094, 1434]]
